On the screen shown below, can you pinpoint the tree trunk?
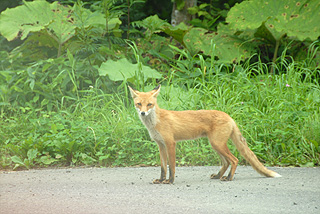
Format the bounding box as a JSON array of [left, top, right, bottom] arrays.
[[171, 0, 197, 26]]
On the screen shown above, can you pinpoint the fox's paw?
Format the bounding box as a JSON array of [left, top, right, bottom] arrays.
[[210, 174, 220, 179], [220, 176, 232, 181], [162, 179, 173, 184], [153, 179, 164, 184], [152, 179, 173, 184]]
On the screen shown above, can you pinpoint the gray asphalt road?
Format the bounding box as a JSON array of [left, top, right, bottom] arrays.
[[0, 166, 319, 214]]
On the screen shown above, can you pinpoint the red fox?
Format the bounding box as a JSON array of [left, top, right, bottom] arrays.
[[128, 85, 281, 184]]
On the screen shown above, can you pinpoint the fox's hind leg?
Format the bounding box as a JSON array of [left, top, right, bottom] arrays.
[[210, 153, 229, 179], [208, 133, 239, 181]]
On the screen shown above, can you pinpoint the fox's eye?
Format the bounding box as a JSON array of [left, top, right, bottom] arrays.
[[147, 103, 152, 107], [137, 103, 142, 106]]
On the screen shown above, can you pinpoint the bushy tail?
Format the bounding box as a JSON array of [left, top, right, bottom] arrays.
[[231, 123, 281, 178]]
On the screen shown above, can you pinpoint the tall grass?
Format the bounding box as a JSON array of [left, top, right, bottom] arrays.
[[1, 55, 319, 169], [159, 56, 320, 167]]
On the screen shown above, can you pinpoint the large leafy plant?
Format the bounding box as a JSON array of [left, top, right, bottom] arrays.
[[134, 1, 320, 65], [0, 0, 123, 112], [98, 41, 162, 87], [98, 58, 162, 83], [227, 0, 320, 41], [0, 0, 121, 57], [133, 14, 190, 44], [183, 25, 256, 63], [226, 0, 320, 69], [134, 14, 254, 63]]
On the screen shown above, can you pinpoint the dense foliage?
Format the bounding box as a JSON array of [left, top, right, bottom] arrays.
[[0, 0, 319, 170]]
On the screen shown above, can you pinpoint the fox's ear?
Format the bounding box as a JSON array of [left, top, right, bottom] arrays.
[[151, 85, 161, 97], [128, 85, 139, 98]]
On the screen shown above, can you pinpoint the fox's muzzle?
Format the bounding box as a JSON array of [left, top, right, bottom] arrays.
[[136, 106, 154, 116]]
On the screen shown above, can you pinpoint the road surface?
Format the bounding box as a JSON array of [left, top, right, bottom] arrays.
[[0, 166, 319, 214]]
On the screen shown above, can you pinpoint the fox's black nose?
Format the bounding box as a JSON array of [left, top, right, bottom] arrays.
[[141, 112, 145, 116]]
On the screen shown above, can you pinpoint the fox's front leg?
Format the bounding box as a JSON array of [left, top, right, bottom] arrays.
[[153, 143, 167, 184], [162, 141, 176, 184]]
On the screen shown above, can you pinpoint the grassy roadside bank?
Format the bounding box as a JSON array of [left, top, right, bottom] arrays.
[[1, 60, 319, 170]]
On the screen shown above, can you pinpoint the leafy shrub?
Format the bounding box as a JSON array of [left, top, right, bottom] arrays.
[[0, 0, 121, 57], [226, 0, 320, 67]]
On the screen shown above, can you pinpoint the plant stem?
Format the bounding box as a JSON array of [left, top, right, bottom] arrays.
[[271, 39, 279, 74], [271, 34, 285, 75], [127, 0, 130, 40], [58, 43, 62, 58]]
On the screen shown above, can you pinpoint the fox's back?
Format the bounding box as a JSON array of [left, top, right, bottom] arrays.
[[156, 109, 234, 141]]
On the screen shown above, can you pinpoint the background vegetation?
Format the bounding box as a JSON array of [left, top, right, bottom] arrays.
[[0, 0, 319, 170]]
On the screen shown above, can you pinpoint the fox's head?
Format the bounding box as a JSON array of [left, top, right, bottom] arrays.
[[128, 85, 161, 116]]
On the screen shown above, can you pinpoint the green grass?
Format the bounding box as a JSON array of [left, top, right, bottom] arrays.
[[1, 57, 319, 170]]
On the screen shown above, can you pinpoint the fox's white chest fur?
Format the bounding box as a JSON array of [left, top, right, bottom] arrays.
[[139, 109, 165, 145]]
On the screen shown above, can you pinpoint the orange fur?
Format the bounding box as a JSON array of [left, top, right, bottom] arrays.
[[129, 85, 281, 184]]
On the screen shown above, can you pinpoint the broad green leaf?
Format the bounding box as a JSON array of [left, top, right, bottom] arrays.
[[98, 58, 162, 82], [226, 0, 320, 41], [0, 0, 116, 46], [0, 0, 53, 41], [133, 15, 168, 35], [80, 153, 96, 165], [11, 156, 25, 166], [27, 149, 38, 161], [73, 5, 121, 31], [99, 58, 137, 81], [139, 65, 163, 80], [272, 1, 320, 41], [77, 10, 106, 28], [47, 2, 75, 45], [107, 18, 122, 31], [133, 15, 190, 44], [161, 22, 190, 44], [184, 28, 208, 56], [184, 26, 256, 63], [301, 162, 315, 167], [40, 156, 57, 165], [56, 154, 63, 159], [0, 0, 76, 45]]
